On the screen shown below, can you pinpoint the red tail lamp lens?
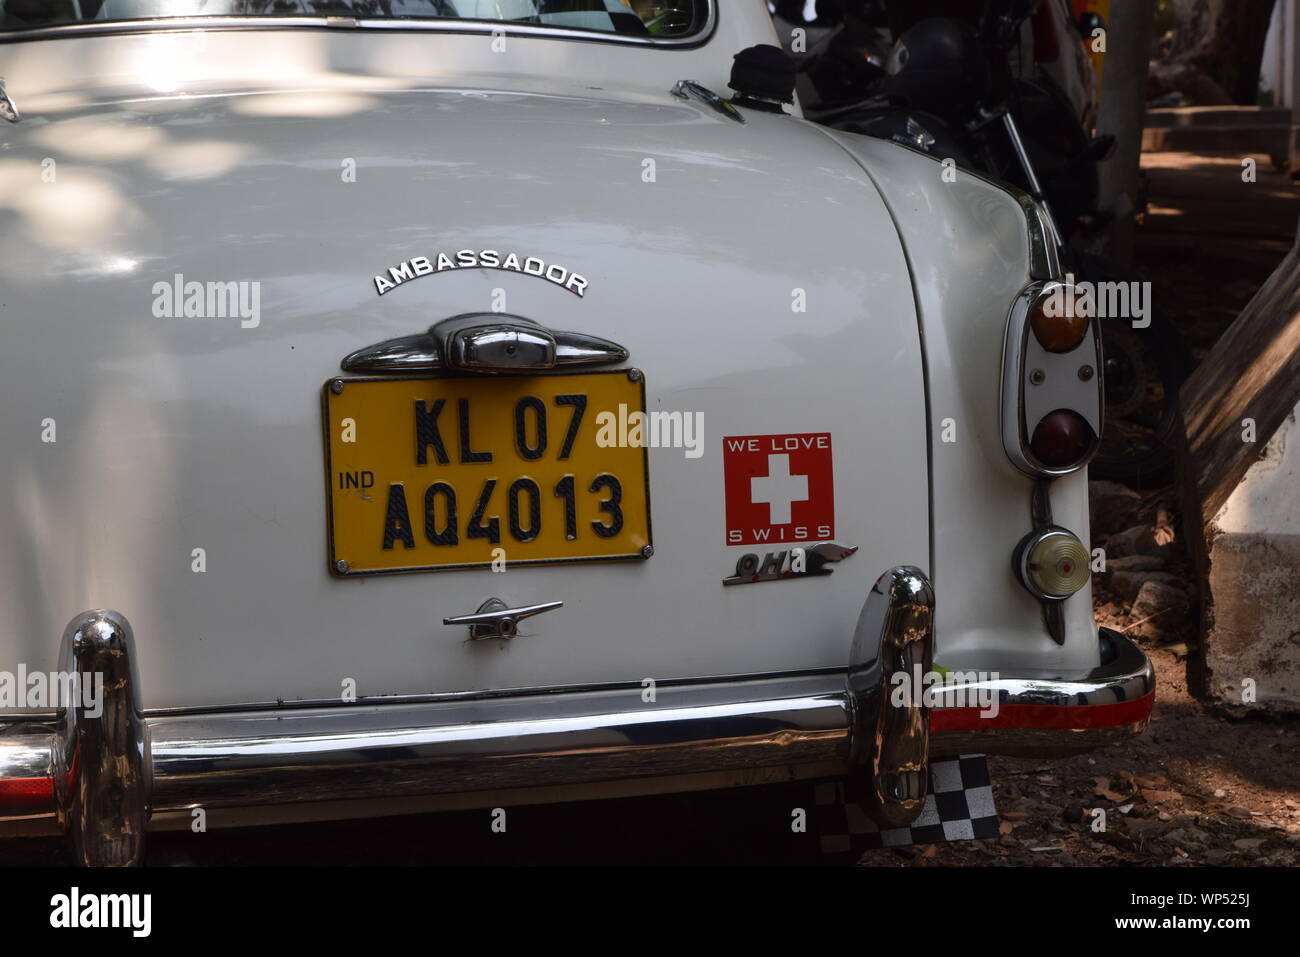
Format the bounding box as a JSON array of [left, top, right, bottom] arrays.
[[1030, 287, 1090, 353], [1030, 409, 1095, 467]]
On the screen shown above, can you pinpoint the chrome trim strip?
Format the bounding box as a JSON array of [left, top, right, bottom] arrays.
[[670, 79, 745, 124], [0, 77, 19, 122], [0, 4, 718, 47], [946, 167, 1061, 281], [143, 665, 852, 717], [1024, 197, 1063, 281], [147, 676, 850, 816], [1002, 113, 1064, 248], [932, 628, 1154, 709], [53, 611, 149, 866]]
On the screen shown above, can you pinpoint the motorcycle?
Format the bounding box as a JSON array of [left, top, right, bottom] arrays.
[[777, 0, 1190, 488]]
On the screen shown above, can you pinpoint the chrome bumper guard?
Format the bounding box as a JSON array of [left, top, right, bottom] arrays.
[[1, 571, 1153, 864]]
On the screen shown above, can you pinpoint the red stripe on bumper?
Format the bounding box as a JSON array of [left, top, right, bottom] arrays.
[[930, 692, 1154, 733], [0, 776, 54, 807]]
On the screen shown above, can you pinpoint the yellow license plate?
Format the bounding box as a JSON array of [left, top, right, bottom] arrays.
[[322, 370, 651, 575]]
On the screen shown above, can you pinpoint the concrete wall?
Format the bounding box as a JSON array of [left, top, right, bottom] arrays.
[[1203, 407, 1300, 712]]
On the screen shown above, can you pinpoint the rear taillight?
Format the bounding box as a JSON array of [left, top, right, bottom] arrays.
[[1029, 408, 1095, 467], [1000, 279, 1103, 477], [1000, 270, 1105, 642]]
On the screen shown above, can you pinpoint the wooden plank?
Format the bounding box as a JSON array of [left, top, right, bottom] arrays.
[[1175, 221, 1300, 551]]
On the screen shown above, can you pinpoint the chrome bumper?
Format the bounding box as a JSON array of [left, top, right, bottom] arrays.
[[0, 571, 1153, 864]]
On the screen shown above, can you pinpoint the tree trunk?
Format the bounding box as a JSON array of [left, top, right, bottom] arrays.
[[1169, 0, 1278, 105], [1095, 0, 1157, 267]]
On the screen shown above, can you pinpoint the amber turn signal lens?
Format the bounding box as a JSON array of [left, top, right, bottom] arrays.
[[1020, 528, 1091, 600], [1030, 409, 1095, 468], [1029, 285, 1090, 353]]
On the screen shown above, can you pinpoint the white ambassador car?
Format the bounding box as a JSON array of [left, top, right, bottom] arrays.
[[0, 0, 1152, 865]]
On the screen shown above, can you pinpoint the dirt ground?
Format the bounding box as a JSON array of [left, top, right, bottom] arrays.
[[858, 641, 1300, 867]]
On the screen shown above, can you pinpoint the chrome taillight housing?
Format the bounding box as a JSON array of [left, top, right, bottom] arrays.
[[1000, 279, 1104, 477]]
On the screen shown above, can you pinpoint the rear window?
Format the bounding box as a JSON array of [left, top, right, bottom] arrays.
[[1, 0, 710, 38]]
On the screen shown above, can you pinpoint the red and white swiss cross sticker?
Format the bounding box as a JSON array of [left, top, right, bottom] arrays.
[[722, 433, 835, 546]]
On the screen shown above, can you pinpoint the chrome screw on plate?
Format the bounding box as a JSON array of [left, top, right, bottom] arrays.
[[331, 379, 345, 394], [640, 545, 654, 558], [1029, 368, 1046, 386], [334, 559, 350, 573], [627, 368, 642, 382]]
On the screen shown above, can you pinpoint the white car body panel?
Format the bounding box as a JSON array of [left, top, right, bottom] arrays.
[[821, 132, 1098, 676], [1, 21, 943, 710]]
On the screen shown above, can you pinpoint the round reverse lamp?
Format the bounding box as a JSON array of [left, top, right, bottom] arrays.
[[1017, 528, 1091, 600]]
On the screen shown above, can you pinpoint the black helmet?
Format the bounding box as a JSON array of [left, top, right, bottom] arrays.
[[882, 18, 990, 120]]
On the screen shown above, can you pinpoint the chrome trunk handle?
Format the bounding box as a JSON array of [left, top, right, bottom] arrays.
[[341, 313, 628, 374], [444, 597, 564, 640]]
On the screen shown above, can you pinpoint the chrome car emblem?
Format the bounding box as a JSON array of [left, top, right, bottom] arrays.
[[340, 313, 629, 374], [373, 250, 589, 297], [722, 542, 858, 585]]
